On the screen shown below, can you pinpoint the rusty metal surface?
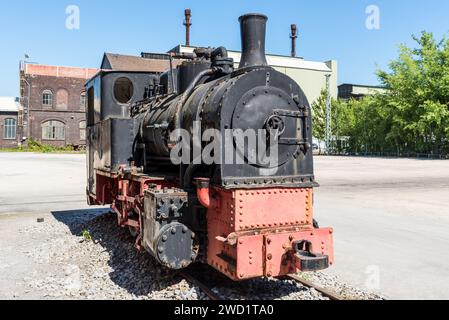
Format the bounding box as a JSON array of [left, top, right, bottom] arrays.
[[184, 9, 192, 46], [263, 227, 334, 278], [290, 24, 298, 57], [206, 187, 334, 281], [234, 188, 314, 232]]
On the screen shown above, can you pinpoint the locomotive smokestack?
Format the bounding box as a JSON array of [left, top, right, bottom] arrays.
[[238, 13, 268, 68], [290, 24, 298, 57], [184, 9, 192, 46]]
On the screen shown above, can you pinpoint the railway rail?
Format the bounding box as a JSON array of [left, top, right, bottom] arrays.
[[286, 274, 344, 300], [178, 270, 223, 300], [179, 270, 344, 301]]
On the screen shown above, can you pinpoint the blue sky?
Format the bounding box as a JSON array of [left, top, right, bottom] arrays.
[[1, 0, 449, 97]]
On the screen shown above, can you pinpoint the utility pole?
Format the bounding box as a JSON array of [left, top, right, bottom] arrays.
[[19, 55, 31, 143], [290, 24, 298, 57], [325, 74, 332, 154], [184, 9, 192, 46]]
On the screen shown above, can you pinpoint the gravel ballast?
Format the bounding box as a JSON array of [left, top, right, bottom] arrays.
[[1, 210, 384, 300]]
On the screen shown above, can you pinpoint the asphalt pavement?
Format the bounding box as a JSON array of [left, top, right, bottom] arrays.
[[1, 153, 448, 299]]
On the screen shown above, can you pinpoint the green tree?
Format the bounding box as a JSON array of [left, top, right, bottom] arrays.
[[377, 31, 449, 155], [311, 90, 344, 137], [332, 31, 449, 156], [311, 89, 327, 141]]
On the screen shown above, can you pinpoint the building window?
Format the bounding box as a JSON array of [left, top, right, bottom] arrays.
[[42, 90, 53, 106], [42, 120, 65, 141], [3, 118, 16, 140], [80, 92, 86, 111], [56, 89, 69, 110], [113, 77, 134, 104], [79, 120, 86, 141]]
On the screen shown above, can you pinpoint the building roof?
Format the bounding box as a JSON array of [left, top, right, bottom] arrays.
[[23, 63, 98, 79], [0, 97, 21, 112], [101, 46, 335, 74], [169, 45, 334, 72], [101, 53, 181, 73]]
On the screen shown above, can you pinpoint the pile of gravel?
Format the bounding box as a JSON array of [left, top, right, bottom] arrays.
[[20, 211, 383, 300], [298, 272, 384, 300]]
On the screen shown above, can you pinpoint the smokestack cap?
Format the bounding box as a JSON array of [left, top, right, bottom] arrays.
[[238, 13, 268, 22], [291, 24, 298, 34]]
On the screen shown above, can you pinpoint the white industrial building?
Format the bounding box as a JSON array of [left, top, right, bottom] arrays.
[[102, 46, 338, 107], [170, 45, 338, 105]]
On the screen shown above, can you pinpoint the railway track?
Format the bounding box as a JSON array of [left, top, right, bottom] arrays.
[[178, 270, 223, 300], [179, 269, 344, 301], [286, 274, 344, 300]]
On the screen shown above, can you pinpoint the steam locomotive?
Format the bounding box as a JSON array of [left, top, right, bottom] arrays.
[[86, 13, 334, 280]]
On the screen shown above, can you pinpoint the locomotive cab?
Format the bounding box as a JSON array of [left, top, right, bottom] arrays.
[[85, 71, 158, 203]]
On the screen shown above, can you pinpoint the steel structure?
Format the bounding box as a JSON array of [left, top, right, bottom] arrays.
[[85, 13, 334, 281]]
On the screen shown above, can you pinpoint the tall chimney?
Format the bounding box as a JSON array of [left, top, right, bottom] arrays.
[[184, 9, 192, 46], [238, 13, 268, 69], [290, 24, 298, 57]]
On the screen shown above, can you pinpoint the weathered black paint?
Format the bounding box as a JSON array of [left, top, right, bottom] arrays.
[[143, 189, 198, 269]]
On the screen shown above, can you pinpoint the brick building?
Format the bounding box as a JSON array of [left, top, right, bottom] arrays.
[[0, 97, 21, 148], [20, 63, 98, 148]]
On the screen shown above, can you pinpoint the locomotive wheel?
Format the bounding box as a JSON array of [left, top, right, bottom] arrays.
[[155, 222, 198, 270]]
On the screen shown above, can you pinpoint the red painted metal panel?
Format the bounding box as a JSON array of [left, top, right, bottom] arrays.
[[264, 228, 334, 277], [234, 188, 313, 231], [206, 187, 333, 280]]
